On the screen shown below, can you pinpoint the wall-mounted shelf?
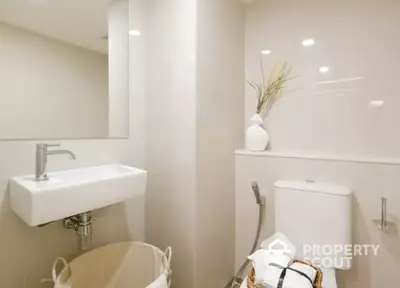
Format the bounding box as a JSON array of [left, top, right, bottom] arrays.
[[235, 149, 400, 166]]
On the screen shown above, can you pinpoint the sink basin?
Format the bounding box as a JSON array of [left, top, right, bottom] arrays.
[[10, 164, 147, 226]]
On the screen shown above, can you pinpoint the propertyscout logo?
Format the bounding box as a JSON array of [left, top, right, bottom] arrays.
[[261, 232, 379, 268], [261, 232, 296, 257]]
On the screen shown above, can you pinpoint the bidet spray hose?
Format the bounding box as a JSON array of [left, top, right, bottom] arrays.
[[223, 181, 265, 288]]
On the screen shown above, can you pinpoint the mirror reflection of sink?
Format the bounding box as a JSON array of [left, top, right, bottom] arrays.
[[10, 164, 147, 227]]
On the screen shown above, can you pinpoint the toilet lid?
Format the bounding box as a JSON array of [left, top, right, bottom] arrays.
[[321, 268, 337, 288]]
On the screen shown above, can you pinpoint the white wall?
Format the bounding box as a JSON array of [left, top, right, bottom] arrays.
[[145, 0, 197, 287], [195, 0, 245, 287], [0, 23, 109, 139], [145, 0, 245, 287], [245, 0, 400, 158], [0, 0, 145, 287], [108, 0, 129, 138]]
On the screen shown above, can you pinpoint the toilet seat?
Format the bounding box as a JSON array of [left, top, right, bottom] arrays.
[[321, 268, 337, 288]]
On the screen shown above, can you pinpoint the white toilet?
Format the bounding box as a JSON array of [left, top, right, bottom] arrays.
[[274, 180, 352, 288]]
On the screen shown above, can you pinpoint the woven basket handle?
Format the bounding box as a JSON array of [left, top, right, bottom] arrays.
[[162, 247, 172, 268], [162, 247, 172, 286], [52, 257, 71, 284]]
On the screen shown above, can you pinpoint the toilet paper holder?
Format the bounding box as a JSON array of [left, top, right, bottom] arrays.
[[373, 197, 396, 232]]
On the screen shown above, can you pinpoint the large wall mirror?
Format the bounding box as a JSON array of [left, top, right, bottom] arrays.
[[0, 0, 129, 139]]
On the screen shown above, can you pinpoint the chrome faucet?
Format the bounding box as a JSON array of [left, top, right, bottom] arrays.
[[35, 143, 76, 181]]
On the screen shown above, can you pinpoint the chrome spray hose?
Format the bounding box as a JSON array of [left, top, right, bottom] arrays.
[[223, 182, 265, 288]]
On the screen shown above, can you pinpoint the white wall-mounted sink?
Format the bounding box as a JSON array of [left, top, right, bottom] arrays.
[[10, 164, 147, 226]]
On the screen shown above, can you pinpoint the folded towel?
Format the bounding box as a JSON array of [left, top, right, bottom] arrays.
[[261, 264, 283, 288], [280, 262, 316, 288], [248, 249, 273, 284], [248, 248, 320, 288], [262, 261, 317, 288], [282, 271, 313, 288], [269, 253, 292, 268], [249, 250, 293, 285]]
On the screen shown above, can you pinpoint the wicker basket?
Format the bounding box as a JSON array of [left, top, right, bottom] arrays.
[[247, 259, 323, 288]]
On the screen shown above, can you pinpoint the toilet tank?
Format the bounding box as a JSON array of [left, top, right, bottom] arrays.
[[274, 180, 352, 269]]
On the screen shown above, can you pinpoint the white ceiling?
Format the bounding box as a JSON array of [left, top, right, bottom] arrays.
[[0, 0, 115, 53]]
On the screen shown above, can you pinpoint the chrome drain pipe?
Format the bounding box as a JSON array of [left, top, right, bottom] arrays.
[[63, 212, 93, 251]]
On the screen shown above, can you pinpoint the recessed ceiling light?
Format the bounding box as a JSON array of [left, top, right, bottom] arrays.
[[319, 66, 330, 74], [302, 39, 315, 47], [129, 30, 141, 36], [261, 50, 271, 55], [369, 100, 384, 107]]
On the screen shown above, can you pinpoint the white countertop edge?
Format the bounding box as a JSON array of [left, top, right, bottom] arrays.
[[235, 149, 400, 165]]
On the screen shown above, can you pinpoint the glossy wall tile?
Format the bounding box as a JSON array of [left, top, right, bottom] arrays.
[[246, 0, 400, 158]]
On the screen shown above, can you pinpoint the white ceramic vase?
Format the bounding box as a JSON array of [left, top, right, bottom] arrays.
[[245, 114, 269, 151]]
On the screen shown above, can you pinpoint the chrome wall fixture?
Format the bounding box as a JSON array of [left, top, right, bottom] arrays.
[[63, 212, 93, 250], [373, 197, 396, 232]]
